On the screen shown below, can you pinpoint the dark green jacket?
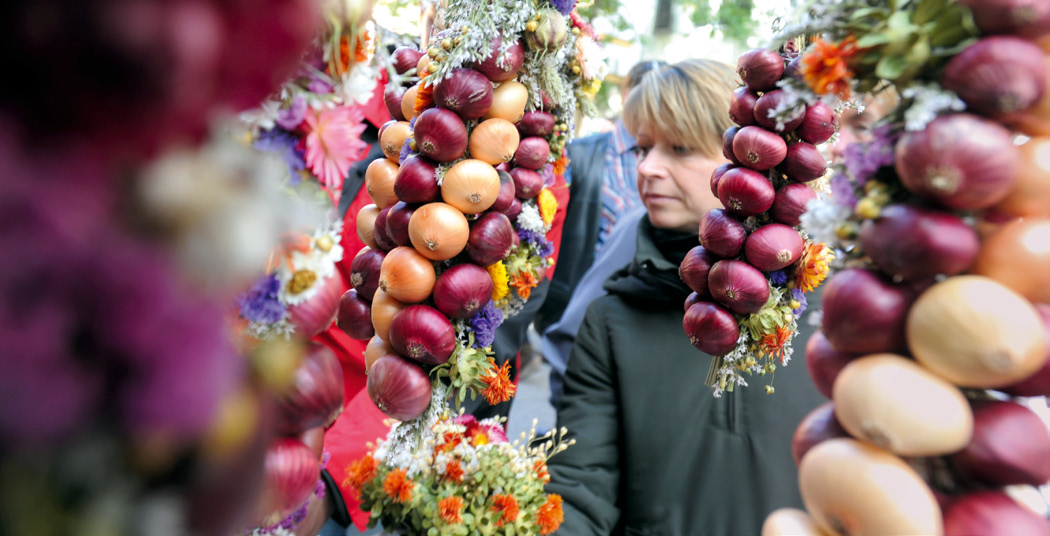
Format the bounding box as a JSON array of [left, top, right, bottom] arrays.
[[546, 218, 824, 536]]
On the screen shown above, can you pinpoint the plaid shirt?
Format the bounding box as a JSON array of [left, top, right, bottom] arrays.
[[596, 120, 641, 253]]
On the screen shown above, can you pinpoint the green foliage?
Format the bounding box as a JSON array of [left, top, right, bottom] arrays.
[[680, 0, 758, 47]]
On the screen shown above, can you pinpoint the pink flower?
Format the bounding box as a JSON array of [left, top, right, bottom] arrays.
[[303, 105, 367, 200]]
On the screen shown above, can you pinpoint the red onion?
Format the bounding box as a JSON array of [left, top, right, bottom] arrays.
[[388, 305, 455, 365], [792, 401, 848, 465], [273, 343, 345, 435], [805, 330, 858, 399], [257, 438, 320, 525], [337, 288, 375, 340], [350, 247, 385, 301], [391, 46, 424, 75], [384, 85, 407, 121], [821, 268, 914, 354], [941, 36, 1047, 118], [717, 167, 776, 217], [433, 68, 493, 121], [943, 491, 1050, 536], [679, 245, 717, 297], [958, 0, 1050, 39], [473, 35, 525, 82], [385, 201, 416, 248], [772, 182, 817, 227], [503, 197, 523, 221], [710, 163, 735, 197], [518, 111, 556, 137], [859, 203, 980, 281], [783, 56, 803, 81], [722, 127, 743, 165], [698, 209, 747, 258], [1002, 304, 1050, 397], [394, 155, 440, 204], [951, 400, 1050, 486], [797, 102, 837, 145], [781, 142, 827, 183], [684, 292, 705, 312], [373, 207, 397, 252], [287, 272, 341, 338], [744, 223, 804, 271], [513, 137, 550, 170], [466, 211, 515, 266], [895, 113, 1020, 210], [490, 170, 517, 212], [510, 167, 544, 199], [708, 260, 770, 315], [737, 49, 785, 92], [732, 125, 787, 171], [754, 90, 805, 132], [683, 302, 740, 355], [729, 87, 759, 127], [433, 264, 494, 319], [367, 354, 432, 421], [413, 107, 468, 162]]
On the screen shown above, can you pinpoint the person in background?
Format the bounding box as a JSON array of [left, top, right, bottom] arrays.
[[536, 59, 665, 405], [544, 59, 824, 535]]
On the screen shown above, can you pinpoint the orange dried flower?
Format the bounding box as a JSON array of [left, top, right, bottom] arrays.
[[480, 358, 516, 405], [795, 242, 834, 293], [337, 31, 373, 73], [552, 156, 569, 176], [537, 494, 564, 535], [414, 83, 434, 117], [438, 496, 464, 524], [438, 431, 463, 453], [444, 459, 465, 483], [344, 453, 377, 491], [490, 494, 520, 527], [760, 325, 794, 364], [533, 459, 550, 483], [800, 35, 859, 100], [510, 270, 539, 300], [383, 468, 413, 503]]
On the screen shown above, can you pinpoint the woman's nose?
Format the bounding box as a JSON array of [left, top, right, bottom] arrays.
[[637, 150, 664, 178]]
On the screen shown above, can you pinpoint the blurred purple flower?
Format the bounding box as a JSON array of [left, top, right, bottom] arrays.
[[469, 301, 503, 349], [791, 287, 808, 317], [276, 96, 308, 130], [255, 128, 307, 185], [539, 163, 555, 187], [768, 270, 788, 286], [843, 124, 896, 186], [398, 136, 413, 166], [551, 0, 577, 15], [236, 273, 285, 324], [829, 172, 858, 209]]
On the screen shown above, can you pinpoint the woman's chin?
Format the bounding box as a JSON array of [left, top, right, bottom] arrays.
[[646, 212, 698, 233]]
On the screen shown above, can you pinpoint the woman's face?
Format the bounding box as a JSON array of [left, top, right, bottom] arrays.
[[635, 129, 726, 233]]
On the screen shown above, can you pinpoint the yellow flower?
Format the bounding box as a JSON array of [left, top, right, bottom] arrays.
[[487, 261, 509, 301], [538, 188, 557, 227], [795, 242, 835, 293], [583, 78, 602, 97]]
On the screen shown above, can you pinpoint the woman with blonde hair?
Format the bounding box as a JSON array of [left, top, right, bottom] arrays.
[[545, 59, 824, 535]]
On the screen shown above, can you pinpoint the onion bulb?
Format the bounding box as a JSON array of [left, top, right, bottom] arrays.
[[378, 246, 436, 303], [370, 288, 406, 342], [413, 107, 468, 162], [365, 158, 400, 208], [388, 305, 455, 365], [483, 80, 528, 122], [951, 400, 1050, 487], [433, 263, 494, 319], [408, 202, 469, 261], [469, 118, 520, 165], [859, 203, 980, 281], [273, 343, 345, 435], [466, 211, 515, 266], [256, 438, 320, 526], [737, 49, 785, 92], [401, 84, 420, 120], [441, 159, 501, 214], [972, 217, 1050, 304], [821, 269, 914, 354], [743, 224, 804, 272], [433, 68, 494, 121], [380, 121, 412, 163], [336, 289, 374, 340], [761, 508, 826, 536], [993, 136, 1050, 217], [791, 401, 848, 466], [683, 301, 739, 355], [355, 204, 380, 250], [708, 260, 770, 315], [364, 335, 395, 373], [943, 491, 1050, 536], [367, 354, 432, 421], [349, 246, 384, 301]]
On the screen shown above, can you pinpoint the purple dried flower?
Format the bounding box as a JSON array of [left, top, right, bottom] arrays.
[[791, 288, 808, 317], [469, 301, 503, 349], [236, 273, 286, 324], [829, 172, 858, 209], [398, 136, 413, 166], [255, 128, 306, 185], [550, 0, 577, 15], [539, 162, 555, 187], [768, 270, 788, 286], [276, 96, 308, 130]]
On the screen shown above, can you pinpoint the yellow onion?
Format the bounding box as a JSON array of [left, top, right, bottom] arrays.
[[441, 160, 500, 214], [378, 246, 436, 303], [408, 202, 469, 260], [483, 80, 528, 122], [469, 118, 520, 165], [365, 158, 400, 208], [380, 120, 411, 162], [972, 217, 1050, 304]]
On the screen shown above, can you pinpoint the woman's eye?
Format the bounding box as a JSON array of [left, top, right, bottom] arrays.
[[634, 145, 651, 158], [673, 145, 691, 155]]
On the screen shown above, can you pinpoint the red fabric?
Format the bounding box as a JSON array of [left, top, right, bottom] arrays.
[[360, 71, 393, 130], [545, 171, 570, 280]]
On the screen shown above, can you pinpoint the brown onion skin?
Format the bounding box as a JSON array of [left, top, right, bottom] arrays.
[[518, 111, 556, 137], [388, 305, 455, 365], [273, 344, 345, 436], [797, 102, 837, 145], [717, 167, 776, 217], [943, 491, 1050, 536], [732, 126, 787, 171], [699, 209, 747, 258], [821, 269, 914, 354], [384, 85, 407, 121], [1001, 304, 1050, 397], [473, 35, 524, 82], [349, 247, 385, 301], [958, 0, 1050, 39], [894, 113, 1020, 210], [466, 211, 515, 266], [754, 90, 805, 133], [683, 302, 740, 355], [391, 47, 424, 75], [729, 87, 759, 127], [781, 142, 827, 183], [772, 182, 817, 227], [513, 137, 550, 170], [433, 263, 494, 319], [805, 330, 859, 399], [737, 49, 785, 92], [941, 36, 1048, 118], [337, 289, 375, 341], [792, 402, 848, 466], [708, 260, 770, 315], [413, 107, 468, 162], [679, 246, 717, 297], [510, 167, 544, 199], [744, 223, 804, 271], [490, 170, 517, 213], [433, 68, 494, 121], [367, 354, 432, 421], [394, 155, 440, 204], [384, 202, 416, 248], [859, 203, 979, 281], [951, 400, 1050, 487], [722, 127, 743, 166]]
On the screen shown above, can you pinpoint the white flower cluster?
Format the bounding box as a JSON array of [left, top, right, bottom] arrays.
[[711, 328, 752, 398], [799, 197, 851, 248], [900, 83, 966, 132], [373, 383, 448, 477], [429, 0, 536, 85], [516, 202, 546, 234]]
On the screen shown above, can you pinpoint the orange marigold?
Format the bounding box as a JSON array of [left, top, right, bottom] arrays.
[[438, 431, 463, 453], [383, 468, 413, 503], [490, 494, 520, 528], [800, 35, 859, 100], [438, 496, 464, 525], [480, 358, 516, 405], [533, 459, 550, 483], [444, 459, 465, 483], [510, 270, 539, 300], [414, 83, 434, 117], [537, 494, 564, 535], [552, 156, 569, 176], [760, 325, 794, 364], [344, 453, 377, 491]]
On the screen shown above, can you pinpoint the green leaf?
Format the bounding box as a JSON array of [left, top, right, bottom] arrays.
[[912, 0, 948, 25], [886, 10, 914, 33], [856, 33, 892, 48], [875, 53, 909, 80]]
